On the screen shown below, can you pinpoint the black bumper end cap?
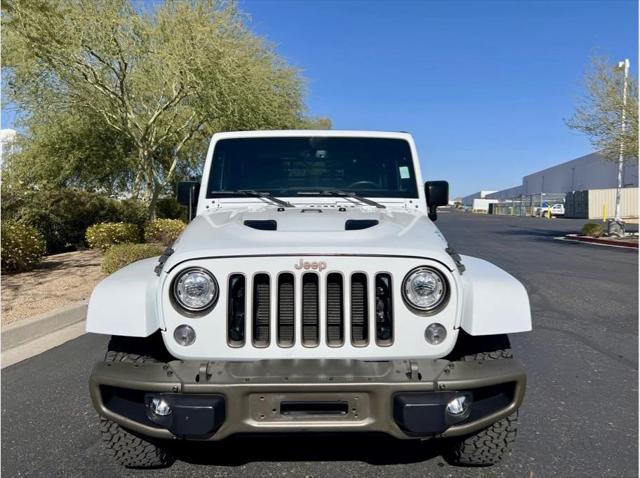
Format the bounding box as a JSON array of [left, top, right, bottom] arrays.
[[146, 393, 226, 438], [393, 392, 463, 435]]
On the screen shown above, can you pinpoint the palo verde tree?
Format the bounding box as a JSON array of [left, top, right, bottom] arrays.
[[2, 105, 136, 194], [3, 0, 329, 217], [567, 57, 638, 162]]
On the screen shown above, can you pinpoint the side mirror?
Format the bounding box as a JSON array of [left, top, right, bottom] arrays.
[[424, 180, 449, 221], [177, 181, 200, 221]]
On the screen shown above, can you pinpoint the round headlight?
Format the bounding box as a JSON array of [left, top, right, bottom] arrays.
[[402, 266, 448, 312], [172, 268, 218, 312]]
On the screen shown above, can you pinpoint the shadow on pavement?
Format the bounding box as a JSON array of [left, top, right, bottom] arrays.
[[170, 433, 448, 466]]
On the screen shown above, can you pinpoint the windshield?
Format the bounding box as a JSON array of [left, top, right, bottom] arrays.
[[206, 137, 419, 198]]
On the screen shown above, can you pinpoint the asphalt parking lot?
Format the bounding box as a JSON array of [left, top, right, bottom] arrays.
[[2, 212, 637, 477]]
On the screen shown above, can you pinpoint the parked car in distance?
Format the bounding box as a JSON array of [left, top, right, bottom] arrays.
[[535, 203, 565, 217]]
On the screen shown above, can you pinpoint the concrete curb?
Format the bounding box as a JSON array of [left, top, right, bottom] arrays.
[[1, 301, 87, 352], [557, 235, 639, 250]]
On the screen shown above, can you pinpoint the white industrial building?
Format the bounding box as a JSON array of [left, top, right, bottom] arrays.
[[522, 152, 638, 194], [486, 185, 523, 200], [466, 152, 639, 219], [461, 190, 496, 207], [459, 191, 498, 213]]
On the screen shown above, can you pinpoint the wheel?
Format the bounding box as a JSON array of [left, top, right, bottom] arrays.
[[99, 334, 175, 469], [444, 332, 519, 466]]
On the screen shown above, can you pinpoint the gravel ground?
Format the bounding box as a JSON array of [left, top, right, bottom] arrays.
[[1, 250, 105, 326]]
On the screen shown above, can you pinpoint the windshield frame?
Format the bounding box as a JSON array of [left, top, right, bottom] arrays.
[[205, 136, 420, 200]]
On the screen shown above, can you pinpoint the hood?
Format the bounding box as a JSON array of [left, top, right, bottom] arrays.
[[163, 206, 455, 272]]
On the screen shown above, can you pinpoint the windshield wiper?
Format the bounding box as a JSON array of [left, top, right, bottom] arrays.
[[297, 190, 385, 209], [210, 190, 295, 208]]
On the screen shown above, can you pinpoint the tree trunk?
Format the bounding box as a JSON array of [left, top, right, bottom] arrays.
[[137, 148, 159, 219], [132, 168, 144, 199], [148, 183, 163, 220]]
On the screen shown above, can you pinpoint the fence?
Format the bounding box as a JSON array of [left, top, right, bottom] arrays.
[[489, 189, 639, 219], [490, 193, 566, 216]]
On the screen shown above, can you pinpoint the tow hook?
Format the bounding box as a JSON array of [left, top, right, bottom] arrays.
[[406, 360, 421, 381], [198, 362, 214, 382]]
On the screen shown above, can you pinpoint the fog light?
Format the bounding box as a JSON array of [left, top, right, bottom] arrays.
[[149, 397, 172, 416], [425, 323, 447, 344], [174, 324, 196, 346], [446, 394, 471, 416]]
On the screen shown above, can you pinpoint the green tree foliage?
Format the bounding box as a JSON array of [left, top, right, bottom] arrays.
[[3, 0, 329, 216], [3, 108, 135, 194], [156, 197, 188, 222], [567, 57, 638, 162]]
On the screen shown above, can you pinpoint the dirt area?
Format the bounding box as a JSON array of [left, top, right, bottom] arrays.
[[1, 250, 106, 327]]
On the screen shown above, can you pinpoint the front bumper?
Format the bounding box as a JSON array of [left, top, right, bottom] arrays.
[[90, 358, 525, 441]]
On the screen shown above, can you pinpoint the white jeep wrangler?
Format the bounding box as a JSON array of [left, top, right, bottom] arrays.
[[87, 130, 531, 468]]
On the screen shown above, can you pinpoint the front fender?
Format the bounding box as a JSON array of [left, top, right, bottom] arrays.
[[86, 257, 163, 337], [459, 255, 532, 335]]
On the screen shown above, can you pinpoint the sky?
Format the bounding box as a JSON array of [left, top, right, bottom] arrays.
[[238, 0, 638, 197], [2, 0, 637, 197]]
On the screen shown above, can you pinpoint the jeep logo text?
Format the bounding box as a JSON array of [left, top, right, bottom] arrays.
[[294, 259, 327, 272]]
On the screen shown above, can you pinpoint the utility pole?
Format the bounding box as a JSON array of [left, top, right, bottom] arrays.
[[614, 59, 630, 224]]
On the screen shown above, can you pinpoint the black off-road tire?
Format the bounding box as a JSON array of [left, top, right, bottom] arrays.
[[445, 332, 519, 466], [447, 331, 513, 362], [448, 412, 518, 466], [99, 334, 175, 469]]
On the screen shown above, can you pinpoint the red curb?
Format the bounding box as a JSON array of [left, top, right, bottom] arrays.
[[564, 234, 638, 249]]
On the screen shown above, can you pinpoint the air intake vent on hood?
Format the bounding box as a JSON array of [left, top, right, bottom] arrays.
[[244, 220, 277, 231], [345, 219, 379, 231]]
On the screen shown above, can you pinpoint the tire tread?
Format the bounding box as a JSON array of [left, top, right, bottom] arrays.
[[100, 419, 174, 469], [446, 332, 519, 466], [99, 334, 175, 469]]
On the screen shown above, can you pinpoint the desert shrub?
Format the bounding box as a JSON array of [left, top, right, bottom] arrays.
[[102, 243, 164, 274], [156, 196, 188, 222], [118, 198, 148, 226], [1, 188, 148, 253], [1, 222, 47, 272], [144, 219, 186, 246], [581, 223, 604, 237], [86, 222, 140, 251]]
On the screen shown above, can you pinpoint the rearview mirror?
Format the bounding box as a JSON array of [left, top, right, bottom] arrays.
[[177, 181, 200, 221], [424, 181, 449, 221]]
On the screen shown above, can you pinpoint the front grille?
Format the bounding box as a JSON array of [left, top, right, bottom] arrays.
[[227, 271, 393, 349], [350, 273, 368, 346], [277, 274, 295, 347], [375, 273, 393, 346], [302, 274, 319, 346], [326, 273, 344, 347], [252, 274, 271, 347], [227, 275, 245, 347]]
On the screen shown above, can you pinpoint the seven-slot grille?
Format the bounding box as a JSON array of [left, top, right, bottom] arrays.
[[227, 272, 393, 348]]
